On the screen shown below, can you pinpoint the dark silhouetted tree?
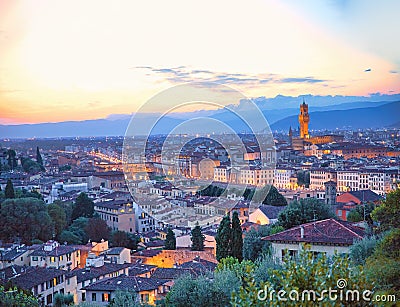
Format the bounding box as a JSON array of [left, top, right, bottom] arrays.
[[191, 224, 205, 251], [85, 217, 110, 242], [5, 179, 15, 199], [36, 146, 43, 166], [231, 211, 243, 261], [164, 227, 176, 250], [278, 198, 335, 229], [71, 193, 94, 220], [7, 149, 17, 170], [216, 215, 231, 261], [0, 198, 53, 244], [47, 203, 67, 239]]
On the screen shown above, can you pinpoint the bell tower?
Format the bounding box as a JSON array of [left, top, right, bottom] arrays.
[[299, 99, 310, 139]]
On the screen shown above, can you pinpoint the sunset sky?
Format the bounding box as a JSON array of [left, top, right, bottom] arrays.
[[0, 0, 399, 124]]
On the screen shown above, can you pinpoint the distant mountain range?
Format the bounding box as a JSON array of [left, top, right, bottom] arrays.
[[1, 99, 399, 138], [270, 101, 400, 131]]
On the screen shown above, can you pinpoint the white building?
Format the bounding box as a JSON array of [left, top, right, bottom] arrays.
[[274, 167, 295, 189], [309, 168, 337, 191]]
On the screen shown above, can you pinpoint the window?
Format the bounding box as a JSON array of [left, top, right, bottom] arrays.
[[102, 293, 109, 302], [46, 294, 53, 305], [32, 256, 38, 261], [92, 293, 97, 301], [141, 294, 149, 302]]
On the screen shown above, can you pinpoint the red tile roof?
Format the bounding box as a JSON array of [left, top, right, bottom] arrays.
[[262, 218, 365, 245]]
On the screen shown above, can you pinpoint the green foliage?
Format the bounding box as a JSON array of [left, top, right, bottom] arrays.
[[0, 197, 53, 244], [216, 215, 231, 261], [7, 149, 17, 170], [59, 164, 72, 172], [232, 246, 370, 307], [216, 256, 255, 282], [350, 235, 379, 266], [85, 217, 110, 242], [20, 157, 43, 174], [190, 224, 205, 251], [108, 290, 140, 307], [164, 227, 176, 250], [242, 225, 272, 261], [365, 228, 400, 293], [71, 192, 94, 220], [231, 211, 243, 261], [0, 286, 39, 307], [15, 188, 43, 200], [251, 185, 287, 206], [48, 203, 67, 239], [278, 198, 335, 229], [59, 217, 89, 244], [371, 188, 400, 232], [36, 146, 43, 166], [110, 230, 139, 250], [347, 203, 375, 224], [252, 255, 281, 284], [263, 185, 288, 206], [347, 209, 363, 222], [56, 200, 74, 225], [165, 273, 235, 307], [296, 170, 310, 188], [5, 179, 15, 199], [197, 185, 225, 197], [54, 293, 74, 307]]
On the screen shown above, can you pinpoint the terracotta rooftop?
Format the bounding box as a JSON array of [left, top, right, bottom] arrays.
[[262, 218, 365, 245]]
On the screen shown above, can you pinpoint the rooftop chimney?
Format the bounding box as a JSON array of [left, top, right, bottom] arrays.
[[300, 226, 304, 239]]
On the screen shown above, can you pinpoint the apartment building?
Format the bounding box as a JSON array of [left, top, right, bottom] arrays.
[[94, 200, 136, 233], [309, 168, 337, 190]]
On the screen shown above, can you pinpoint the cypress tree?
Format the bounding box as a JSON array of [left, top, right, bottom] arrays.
[[164, 227, 176, 250], [231, 211, 243, 261], [36, 146, 43, 166], [7, 149, 17, 170], [216, 214, 231, 261], [191, 223, 205, 251], [5, 179, 15, 199]]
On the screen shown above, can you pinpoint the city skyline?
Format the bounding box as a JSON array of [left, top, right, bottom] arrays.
[[1, 0, 399, 124]]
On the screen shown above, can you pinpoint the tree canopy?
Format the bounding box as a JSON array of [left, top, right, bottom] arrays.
[[71, 193, 94, 220], [0, 286, 39, 307], [191, 224, 205, 251], [85, 217, 110, 242], [0, 198, 53, 244], [216, 215, 232, 261], [47, 203, 67, 239], [371, 188, 400, 231], [5, 179, 15, 199], [164, 228, 176, 250], [278, 198, 335, 229], [231, 211, 243, 261]]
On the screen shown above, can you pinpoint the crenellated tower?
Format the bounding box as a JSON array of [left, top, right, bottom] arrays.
[[299, 99, 310, 139]]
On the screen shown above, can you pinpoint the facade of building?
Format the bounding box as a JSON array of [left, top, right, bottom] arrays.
[[238, 166, 274, 186], [263, 219, 365, 261], [274, 167, 295, 189], [309, 168, 337, 190], [94, 200, 136, 233], [30, 241, 81, 270]]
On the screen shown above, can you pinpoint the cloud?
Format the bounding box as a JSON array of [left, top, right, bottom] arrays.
[[389, 70, 398, 74], [134, 66, 328, 87], [278, 77, 326, 83]]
